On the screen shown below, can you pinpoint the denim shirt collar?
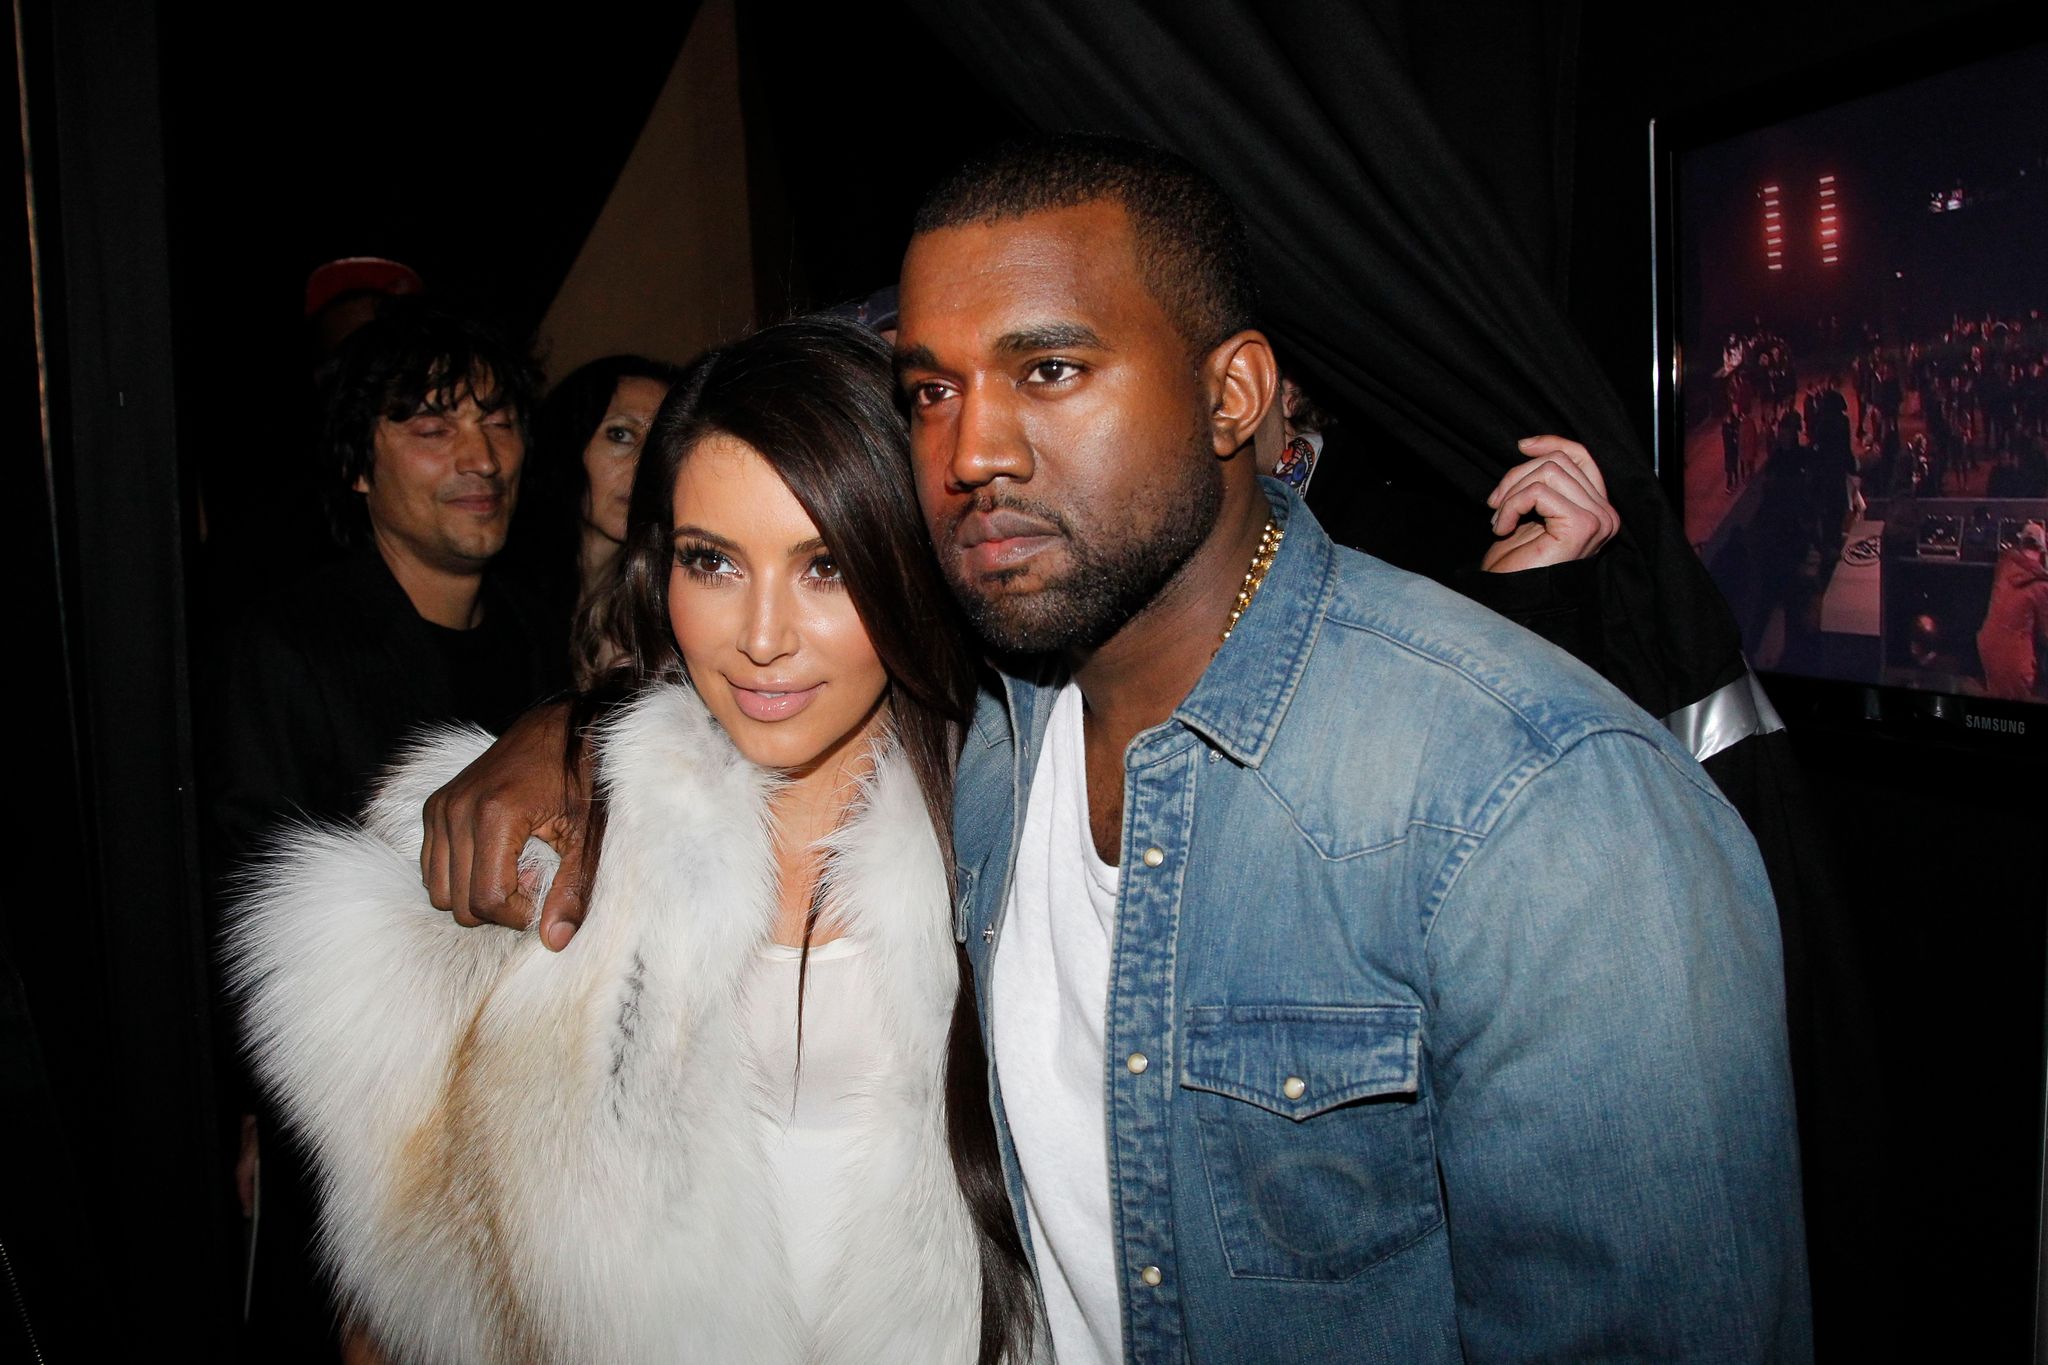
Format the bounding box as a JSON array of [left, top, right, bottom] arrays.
[[1172, 478, 1335, 768], [991, 477, 1336, 770]]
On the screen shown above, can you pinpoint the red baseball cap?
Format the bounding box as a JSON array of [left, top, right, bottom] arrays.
[[304, 257, 424, 319]]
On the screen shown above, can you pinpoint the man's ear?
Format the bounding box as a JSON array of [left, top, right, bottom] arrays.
[[1202, 330, 1278, 459]]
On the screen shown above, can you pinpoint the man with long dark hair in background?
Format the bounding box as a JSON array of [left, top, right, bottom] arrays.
[[204, 302, 565, 1359]]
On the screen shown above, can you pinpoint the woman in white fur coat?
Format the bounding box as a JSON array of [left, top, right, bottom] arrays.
[[228, 317, 1038, 1365]]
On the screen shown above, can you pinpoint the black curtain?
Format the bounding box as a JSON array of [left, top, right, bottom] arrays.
[[899, 0, 1740, 720]]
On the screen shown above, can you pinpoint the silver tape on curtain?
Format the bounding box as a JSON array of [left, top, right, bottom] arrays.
[[1663, 669, 1784, 764]]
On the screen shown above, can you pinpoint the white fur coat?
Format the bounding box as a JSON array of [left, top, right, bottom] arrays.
[[226, 683, 981, 1364]]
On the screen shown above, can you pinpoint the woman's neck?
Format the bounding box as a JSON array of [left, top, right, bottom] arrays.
[[579, 524, 620, 601], [764, 703, 890, 947]]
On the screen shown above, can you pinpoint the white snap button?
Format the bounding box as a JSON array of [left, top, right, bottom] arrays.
[[1282, 1075, 1307, 1100], [1140, 1265, 1163, 1287], [1126, 1052, 1149, 1075], [1141, 846, 1165, 867]]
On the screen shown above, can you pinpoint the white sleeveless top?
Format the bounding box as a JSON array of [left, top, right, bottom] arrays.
[[741, 936, 888, 1328]]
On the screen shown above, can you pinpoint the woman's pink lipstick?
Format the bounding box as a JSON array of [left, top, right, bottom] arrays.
[[730, 681, 822, 722]]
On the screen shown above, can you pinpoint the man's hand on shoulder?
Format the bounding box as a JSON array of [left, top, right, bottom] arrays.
[[1481, 435, 1621, 573], [421, 700, 591, 951]]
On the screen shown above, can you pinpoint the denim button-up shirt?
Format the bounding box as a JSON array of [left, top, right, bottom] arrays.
[[954, 483, 1810, 1364]]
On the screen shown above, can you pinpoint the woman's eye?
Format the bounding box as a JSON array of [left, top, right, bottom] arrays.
[[1023, 359, 1081, 385], [806, 554, 843, 584], [483, 412, 515, 429], [675, 547, 735, 578], [605, 424, 639, 447]]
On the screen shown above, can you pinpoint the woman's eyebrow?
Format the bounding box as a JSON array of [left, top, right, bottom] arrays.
[[671, 524, 738, 550], [671, 526, 828, 559]]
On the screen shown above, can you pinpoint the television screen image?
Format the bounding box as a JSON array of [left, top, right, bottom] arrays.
[[1664, 41, 2047, 714]]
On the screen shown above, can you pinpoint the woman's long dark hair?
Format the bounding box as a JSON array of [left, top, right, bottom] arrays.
[[574, 315, 1034, 1363]]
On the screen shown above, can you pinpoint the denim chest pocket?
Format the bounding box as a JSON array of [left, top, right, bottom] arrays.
[[1179, 1004, 1440, 1281]]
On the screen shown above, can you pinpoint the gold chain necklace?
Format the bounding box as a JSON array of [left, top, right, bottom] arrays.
[[1219, 518, 1283, 645]]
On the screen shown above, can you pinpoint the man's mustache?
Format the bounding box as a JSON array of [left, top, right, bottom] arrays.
[[440, 477, 511, 502], [942, 491, 1072, 543]]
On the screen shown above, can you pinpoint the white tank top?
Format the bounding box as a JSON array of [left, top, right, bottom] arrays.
[[741, 936, 886, 1328]]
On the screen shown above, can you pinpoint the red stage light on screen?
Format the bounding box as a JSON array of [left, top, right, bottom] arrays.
[[1759, 182, 1789, 273], [1815, 176, 1842, 267]]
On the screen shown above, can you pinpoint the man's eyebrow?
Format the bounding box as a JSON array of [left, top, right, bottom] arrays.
[[893, 343, 939, 380], [995, 323, 1109, 356], [401, 386, 510, 418], [892, 325, 1110, 381]]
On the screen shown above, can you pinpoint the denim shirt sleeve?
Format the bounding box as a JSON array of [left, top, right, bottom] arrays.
[[1423, 728, 1811, 1362]]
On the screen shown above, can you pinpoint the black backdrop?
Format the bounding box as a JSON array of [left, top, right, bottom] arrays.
[[14, 1, 2043, 1358]]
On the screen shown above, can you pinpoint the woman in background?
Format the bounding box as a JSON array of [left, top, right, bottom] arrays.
[[513, 354, 683, 685]]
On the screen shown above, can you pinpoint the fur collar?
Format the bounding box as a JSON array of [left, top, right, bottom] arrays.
[[228, 683, 979, 1364]]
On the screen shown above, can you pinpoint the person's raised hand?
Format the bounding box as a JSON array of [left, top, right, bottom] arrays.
[[421, 701, 591, 951], [1481, 435, 1622, 573]]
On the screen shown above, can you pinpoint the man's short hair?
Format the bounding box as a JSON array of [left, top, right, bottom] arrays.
[[320, 302, 541, 545], [911, 132, 1257, 357]]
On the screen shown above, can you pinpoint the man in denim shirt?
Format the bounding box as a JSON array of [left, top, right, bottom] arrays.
[[896, 135, 1809, 1363]]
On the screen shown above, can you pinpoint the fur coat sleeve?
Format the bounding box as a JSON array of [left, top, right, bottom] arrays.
[[224, 684, 982, 1365]]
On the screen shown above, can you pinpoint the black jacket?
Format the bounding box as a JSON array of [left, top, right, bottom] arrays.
[[206, 547, 568, 871]]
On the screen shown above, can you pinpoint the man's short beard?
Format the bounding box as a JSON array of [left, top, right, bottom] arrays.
[[950, 427, 1224, 656]]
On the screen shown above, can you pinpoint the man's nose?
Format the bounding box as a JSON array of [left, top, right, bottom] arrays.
[[737, 580, 797, 667], [453, 419, 505, 477], [945, 386, 1033, 492]]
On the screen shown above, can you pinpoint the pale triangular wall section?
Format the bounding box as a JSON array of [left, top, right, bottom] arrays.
[[537, 0, 754, 383]]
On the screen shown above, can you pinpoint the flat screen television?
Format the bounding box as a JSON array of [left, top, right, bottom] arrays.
[[1652, 34, 2047, 754]]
